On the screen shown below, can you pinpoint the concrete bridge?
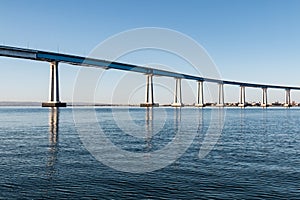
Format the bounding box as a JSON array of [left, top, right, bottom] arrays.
[[1, 45, 299, 107]]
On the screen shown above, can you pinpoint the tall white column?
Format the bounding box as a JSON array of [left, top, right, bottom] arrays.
[[43, 62, 66, 107], [54, 62, 60, 102], [145, 75, 150, 103], [238, 86, 246, 107], [140, 74, 158, 107], [196, 81, 205, 107], [172, 78, 183, 107], [49, 62, 55, 102], [217, 83, 224, 107], [151, 75, 154, 104], [48, 61, 60, 103], [284, 89, 291, 107], [174, 79, 178, 103], [261, 88, 268, 107]]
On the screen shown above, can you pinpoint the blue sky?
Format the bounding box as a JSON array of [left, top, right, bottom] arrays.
[[1, 0, 300, 104]]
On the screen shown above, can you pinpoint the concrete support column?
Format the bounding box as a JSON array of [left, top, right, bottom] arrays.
[[238, 86, 246, 107], [284, 89, 291, 107], [171, 78, 183, 107], [146, 75, 150, 103], [49, 62, 55, 102], [217, 83, 224, 107], [42, 62, 66, 107], [261, 88, 268, 107], [54, 61, 60, 102], [140, 74, 158, 107], [196, 81, 205, 107], [49, 61, 59, 102]]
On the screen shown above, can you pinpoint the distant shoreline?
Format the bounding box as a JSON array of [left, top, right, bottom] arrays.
[[0, 101, 299, 108]]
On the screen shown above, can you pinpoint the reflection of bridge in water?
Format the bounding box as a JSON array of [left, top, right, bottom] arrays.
[[142, 106, 188, 150], [46, 108, 59, 180], [1, 45, 299, 108]]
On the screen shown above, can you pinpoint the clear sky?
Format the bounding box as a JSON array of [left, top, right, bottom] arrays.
[[1, 0, 300, 104]]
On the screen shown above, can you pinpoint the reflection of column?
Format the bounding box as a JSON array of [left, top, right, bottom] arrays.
[[174, 108, 181, 131], [261, 88, 268, 107], [47, 108, 59, 179], [217, 83, 224, 107], [196, 81, 205, 107], [197, 108, 204, 136], [172, 78, 183, 107], [239, 109, 245, 150], [145, 108, 153, 151], [49, 108, 59, 143], [284, 89, 291, 107], [199, 108, 225, 159]]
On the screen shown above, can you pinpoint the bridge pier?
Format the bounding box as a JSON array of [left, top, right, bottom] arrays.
[[140, 74, 158, 107], [195, 81, 205, 107], [261, 87, 268, 107], [284, 89, 292, 107], [171, 78, 184, 107], [238, 86, 246, 107], [216, 83, 224, 107], [42, 62, 66, 107]]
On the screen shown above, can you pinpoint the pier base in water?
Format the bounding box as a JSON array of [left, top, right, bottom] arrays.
[[260, 104, 269, 107], [140, 103, 159, 107], [171, 103, 184, 107], [42, 102, 67, 107]]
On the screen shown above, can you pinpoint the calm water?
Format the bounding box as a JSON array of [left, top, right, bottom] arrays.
[[0, 107, 299, 199]]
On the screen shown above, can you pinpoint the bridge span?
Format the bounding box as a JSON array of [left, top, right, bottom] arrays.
[[0, 45, 299, 107]]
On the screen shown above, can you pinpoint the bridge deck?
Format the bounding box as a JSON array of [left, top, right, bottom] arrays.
[[1, 45, 299, 90]]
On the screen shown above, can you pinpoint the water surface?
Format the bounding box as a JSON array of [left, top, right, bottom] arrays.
[[0, 107, 299, 199]]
